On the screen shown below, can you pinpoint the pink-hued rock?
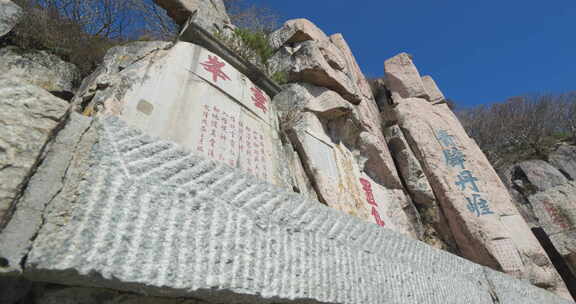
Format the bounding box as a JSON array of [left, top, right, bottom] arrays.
[[288, 41, 362, 104], [153, 0, 230, 30], [317, 39, 347, 71], [384, 53, 430, 101], [329, 34, 374, 100], [269, 18, 328, 50], [273, 83, 419, 238], [421, 75, 445, 104], [388, 97, 569, 298]]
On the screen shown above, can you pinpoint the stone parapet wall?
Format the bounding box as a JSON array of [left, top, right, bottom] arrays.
[[0, 114, 571, 304]]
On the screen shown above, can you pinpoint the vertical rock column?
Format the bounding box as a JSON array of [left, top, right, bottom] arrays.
[[270, 19, 422, 238], [382, 52, 571, 299]]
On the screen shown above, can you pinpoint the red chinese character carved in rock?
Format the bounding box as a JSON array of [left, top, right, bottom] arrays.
[[251, 87, 268, 113], [200, 55, 231, 83]]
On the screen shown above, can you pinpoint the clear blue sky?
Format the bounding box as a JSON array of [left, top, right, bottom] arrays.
[[255, 1, 575, 107]]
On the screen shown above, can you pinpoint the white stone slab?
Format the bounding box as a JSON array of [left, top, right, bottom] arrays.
[[302, 131, 340, 181], [118, 42, 282, 185], [192, 46, 274, 126]]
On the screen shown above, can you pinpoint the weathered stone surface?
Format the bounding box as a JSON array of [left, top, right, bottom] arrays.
[[0, 0, 21, 37], [269, 18, 328, 50], [385, 125, 436, 207], [153, 0, 230, 31], [76, 41, 288, 187], [549, 144, 576, 180], [317, 39, 347, 71], [512, 160, 569, 193], [384, 125, 457, 251], [329, 33, 374, 100], [0, 76, 68, 233], [421, 75, 445, 104], [386, 97, 570, 298], [384, 53, 430, 101], [73, 41, 171, 113], [0, 46, 80, 97], [5, 116, 570, 304], [275, 84, 419, 238], [287, 41, 363, 104], [0, 113, 92, 275], [529, 182, 576, 236]]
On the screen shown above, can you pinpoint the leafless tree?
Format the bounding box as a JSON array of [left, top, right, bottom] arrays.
[[459, 92, 576, 168]]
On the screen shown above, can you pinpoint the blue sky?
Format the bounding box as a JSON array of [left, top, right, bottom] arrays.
[[255, 1, 575, 107]]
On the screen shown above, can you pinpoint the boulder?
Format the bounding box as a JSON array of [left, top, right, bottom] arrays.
[[0, 0, 22, 37], [329, 33, 374, 100], [317, 39, 347, 71], [387, 97, 569, 298], [384, 53, 430, 101], [385, 125, 436, 207], [528, 182, 576, 236], [0, 76, 69, 233], [512, 160, 569, 193], [528, 182, 576, 276], [73, 41, 171, 113], [421, 75, 445, 104], [549, 144, 576, 180], [0, 46, 80, 98], [153, 0, 230, 31], [287, 41, 363, 104], [274, 84, 418, 238], [269, 18, 328, 50], [384, 125, 457, 251]]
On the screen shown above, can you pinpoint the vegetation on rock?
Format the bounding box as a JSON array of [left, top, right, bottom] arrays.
[[459, 92, 576, 169]]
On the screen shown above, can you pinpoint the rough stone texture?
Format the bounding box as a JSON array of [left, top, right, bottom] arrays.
[[385, 96, 570, 299], [286, 41, 363, 104], [153, 0, 230, 31], [0, 46, 81, 97], [4, 116, 571, 304], [329, 33, 374, 101], [384, 53, 430, 101], [0, 0, 21, 37], [421, 75, 445, 104], [512, 160, 569, 193], [269, 18, 328, 51], [384, 125, 457, 251], [528, 182, 576, 272], [0, 76, 69, 233], [274, 83, 418, 237], [549, 144, 576, 180], [73, 41, 172, 114], [76, 41, 288, 187], [0, 113, 92, 275]]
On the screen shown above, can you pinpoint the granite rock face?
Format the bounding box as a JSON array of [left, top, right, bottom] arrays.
[[269, 18, 328, 50], [271, 23, 421, 239], [385, 95, 570, 299], [382, 52, 571, 299], [153, 0, 230, 31], [549, 144, 576, 180], [384, 53, 430, 101], [0, 46, 81, 98], [0, 76, 69, 232], [0, 0, 22, 37], [0, 115, 570, 304], [421, 75, 445, 104]]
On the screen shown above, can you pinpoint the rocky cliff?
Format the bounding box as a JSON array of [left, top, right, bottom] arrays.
[[0, 1, 575, 303]]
